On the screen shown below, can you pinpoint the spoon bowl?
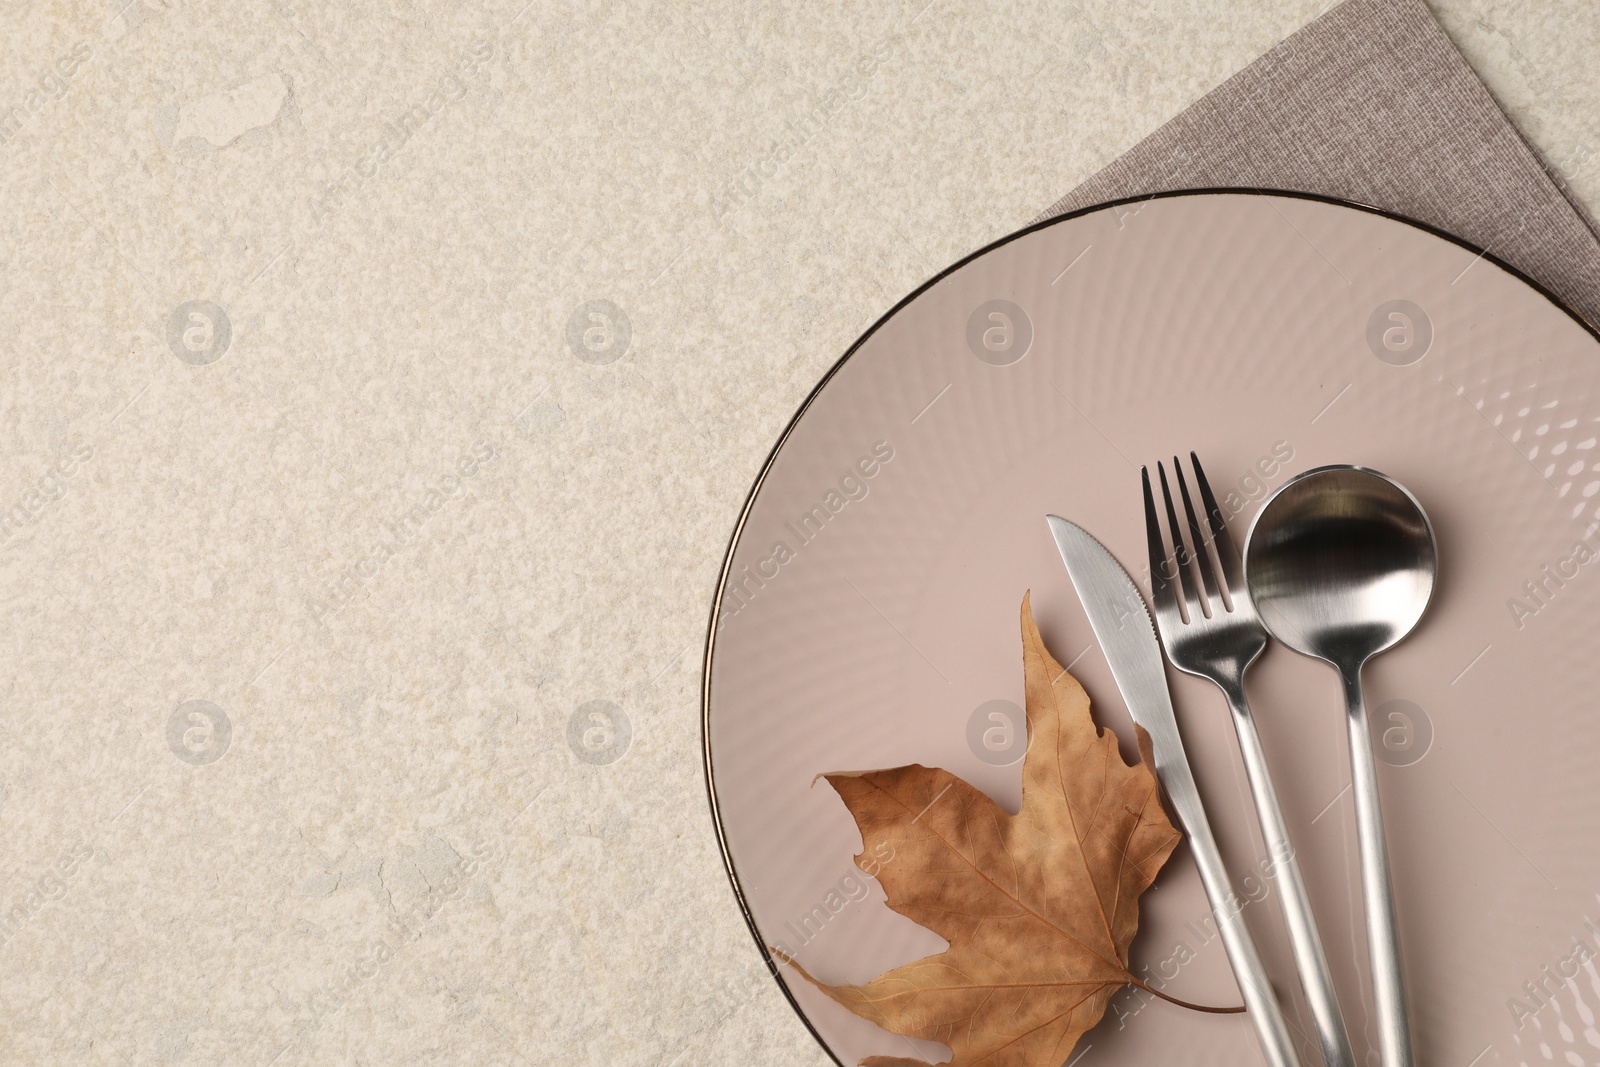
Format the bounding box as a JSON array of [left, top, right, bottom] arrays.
[[1244, 465, 1437, 670], [1243, 463, 1438, 1067]]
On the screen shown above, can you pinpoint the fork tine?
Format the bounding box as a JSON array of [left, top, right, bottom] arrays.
[[1142, 466, 1176, 613], [1173, 456, 1221, 605], [1157, 461, 1205, 616], [1190, 452, 1241, 591]]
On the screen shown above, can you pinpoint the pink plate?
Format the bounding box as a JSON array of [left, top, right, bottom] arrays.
[[705, 191, 1600, 1067]]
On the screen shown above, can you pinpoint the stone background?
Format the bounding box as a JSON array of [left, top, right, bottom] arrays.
[[0, 0, 1595, 1063]]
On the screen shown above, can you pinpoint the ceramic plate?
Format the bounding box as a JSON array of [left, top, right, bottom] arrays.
[[705, 191, 1600, 1067]]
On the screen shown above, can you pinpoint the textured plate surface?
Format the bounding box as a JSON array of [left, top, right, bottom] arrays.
[[705, 191, 1600, 1067]]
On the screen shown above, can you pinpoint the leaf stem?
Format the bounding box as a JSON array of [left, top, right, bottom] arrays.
[[1125, 974, 1246, 1014]]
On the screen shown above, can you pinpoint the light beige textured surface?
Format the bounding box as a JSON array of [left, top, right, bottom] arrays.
[[0, 1, 1593, 1065]]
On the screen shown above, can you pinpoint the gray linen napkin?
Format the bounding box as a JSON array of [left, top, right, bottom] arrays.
[[1037, 0, 1600, 330]]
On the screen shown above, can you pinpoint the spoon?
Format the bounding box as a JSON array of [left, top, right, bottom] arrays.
[[1243, 465, 1437, 1067]]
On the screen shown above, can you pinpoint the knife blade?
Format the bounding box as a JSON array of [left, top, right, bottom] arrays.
[[1046, 514, 1303, 1067], [1044, 515, 1185, 774]]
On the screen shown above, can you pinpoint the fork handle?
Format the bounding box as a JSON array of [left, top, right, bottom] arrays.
[[1156, 753, 1303, 1067], [1223, 683, 1357, 1067]]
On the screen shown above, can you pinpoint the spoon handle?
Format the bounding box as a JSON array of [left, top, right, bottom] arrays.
[[1343, 667, 1414, 1067]]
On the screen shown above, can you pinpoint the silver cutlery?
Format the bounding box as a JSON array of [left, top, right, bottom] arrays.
[[1048, 515, 1303, 1067], [1244, 465, 1438, 1067], [1144, 454, 1355, 1067]]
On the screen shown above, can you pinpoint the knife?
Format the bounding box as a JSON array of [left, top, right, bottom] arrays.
[[1047, 515, 1303, 1067]]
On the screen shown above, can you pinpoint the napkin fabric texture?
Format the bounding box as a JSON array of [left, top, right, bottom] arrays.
[[1037, 0, 1600, 331]]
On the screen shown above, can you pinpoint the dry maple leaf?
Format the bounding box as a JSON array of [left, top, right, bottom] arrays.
[[778, 592, 1235, 1066]]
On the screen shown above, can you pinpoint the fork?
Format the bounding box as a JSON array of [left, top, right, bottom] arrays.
[[1144, 453, 1356, 1067]]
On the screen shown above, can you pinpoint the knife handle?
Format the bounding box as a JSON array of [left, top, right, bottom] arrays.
[[1160, 757, 1304, 1067]]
